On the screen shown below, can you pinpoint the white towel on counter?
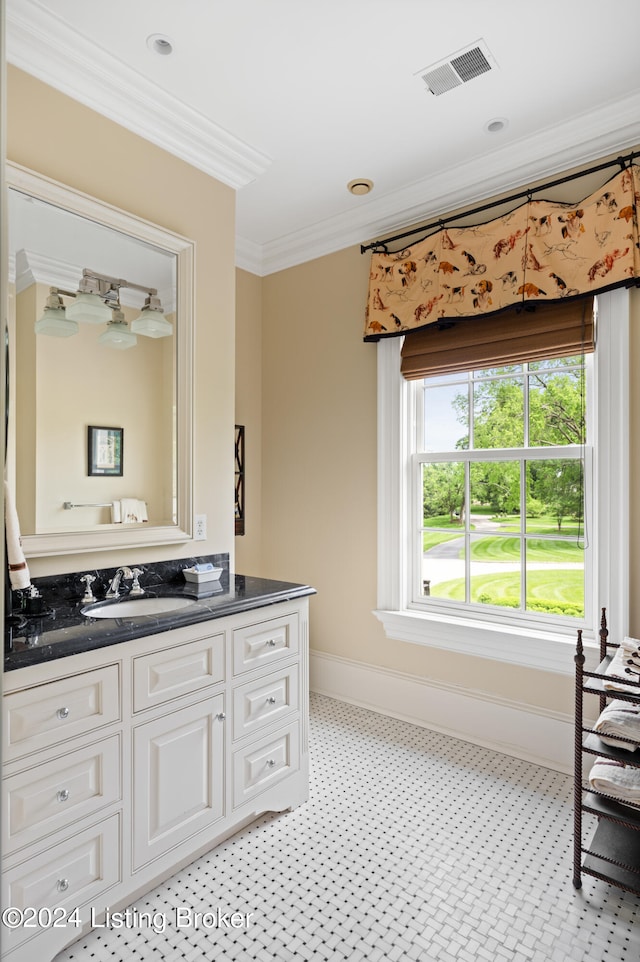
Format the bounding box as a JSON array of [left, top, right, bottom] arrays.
[[594, 700, 640, 751], [589, 756, 640, 808], [111, 499, 148, 524], [603, 645, 640, 695], [622, 636, 640, 658], [4, 480, 31, 590]]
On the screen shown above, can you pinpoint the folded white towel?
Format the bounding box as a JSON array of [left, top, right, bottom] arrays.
[[4, 480, 31, 590], [111, 501, 121, 524], [589, 756, 640, 807], [623, 652, 640, 670], [604, 646, 640, 695], [116, 498, 148, 524], [622, 636, 640, 658], [594, 700, 640, 751]]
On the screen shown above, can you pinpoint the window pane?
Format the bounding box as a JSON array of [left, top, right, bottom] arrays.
[[526, 460, 584, 535], [470, 534, 521, 609], [470, 460, 520, 521], [422, 535, 466, 601], [473, 377, 524, 448], [422, 461, 466, 600], [525, 539, 584, 618], [423, 383, 468, 451], [528, 364, 585, 446], [422, 462, 465, 526]]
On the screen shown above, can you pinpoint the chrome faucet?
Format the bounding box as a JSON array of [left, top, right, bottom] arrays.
[[106, 566, 133, 598]]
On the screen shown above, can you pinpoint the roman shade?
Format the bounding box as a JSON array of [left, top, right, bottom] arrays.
[[400, 297, 594, 380], [364, 164, 639, 342]]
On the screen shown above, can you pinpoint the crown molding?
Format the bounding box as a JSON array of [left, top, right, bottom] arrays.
[[251, 89, 640, 276], [6, 0, 272, 190], [234, 235, 264, 277]]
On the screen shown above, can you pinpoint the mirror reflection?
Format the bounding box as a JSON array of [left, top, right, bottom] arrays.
[[6, 166, 193, 554]]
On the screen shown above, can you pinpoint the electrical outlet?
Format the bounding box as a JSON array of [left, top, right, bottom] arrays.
[[194, 514, 207, 541]]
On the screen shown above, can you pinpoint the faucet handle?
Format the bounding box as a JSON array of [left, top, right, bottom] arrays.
[[80, 574, 96, 604], [130, 567, 145, 596]]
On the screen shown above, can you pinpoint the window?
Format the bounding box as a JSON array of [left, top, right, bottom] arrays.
[[375, 290, 630, 672], [415, 357, 590, 626]]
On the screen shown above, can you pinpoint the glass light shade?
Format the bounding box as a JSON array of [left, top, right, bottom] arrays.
[[34, 307, 79, 338], [99, 321, 137, 350], [131, 308, 173, 338], [66, 291, 113, 324]]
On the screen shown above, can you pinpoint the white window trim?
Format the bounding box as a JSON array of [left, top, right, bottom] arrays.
[[374, 288, 629, 674]]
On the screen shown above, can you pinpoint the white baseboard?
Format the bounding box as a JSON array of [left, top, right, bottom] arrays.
[[309, 650, 575, 774]]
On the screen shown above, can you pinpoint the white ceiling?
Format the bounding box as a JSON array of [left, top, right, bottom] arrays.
[[7, 0, 640, 276]]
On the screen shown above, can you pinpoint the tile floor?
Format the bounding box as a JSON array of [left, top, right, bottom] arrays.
[[54, 694, 639, 962]]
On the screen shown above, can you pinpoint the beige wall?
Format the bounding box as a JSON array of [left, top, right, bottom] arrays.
[[7, 66, 236, 577], [247, 248, 640, 718]]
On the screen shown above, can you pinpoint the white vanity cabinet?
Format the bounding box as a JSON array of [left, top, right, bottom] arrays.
[[1, 597, 310, 962]]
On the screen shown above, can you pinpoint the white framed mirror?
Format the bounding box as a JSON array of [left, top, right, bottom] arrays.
[[6, 162, 194, 557]]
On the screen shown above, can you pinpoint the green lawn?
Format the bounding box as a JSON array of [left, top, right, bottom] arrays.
[[469, 536, 584, 562], [430, 569, 584, 617], [499, 514, 584, 537], [423, 531, 464, 551], [423, 514, 467, 529]]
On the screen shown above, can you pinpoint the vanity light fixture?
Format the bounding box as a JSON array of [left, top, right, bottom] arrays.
[[34, 289, 79, 337], [131, 294, 173, 338], [98, 308, 137, 350], [65, 270, 114, 324], [35, 270, 172, 344]]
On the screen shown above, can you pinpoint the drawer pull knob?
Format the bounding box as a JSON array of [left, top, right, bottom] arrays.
[[57, 707, 70, 720], [216, 712, 226, 721], [56, 878, 69, 893], [267, 758, 276, 767], [267, 696, 277, 705], [57, 789, 70, 803], [266, 639, 277, 647]]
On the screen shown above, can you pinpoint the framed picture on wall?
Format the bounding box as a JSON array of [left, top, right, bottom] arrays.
[[88, 425, 123, 477]]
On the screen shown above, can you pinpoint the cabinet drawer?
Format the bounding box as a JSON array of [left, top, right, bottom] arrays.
[[2, 813, 120, 952], [233, 723, 299, 808], [233, 666, 299, 741], [3, 736, 121, 855], [232, 613, 298, 676], [3, 666, 120, 762], [133, 632, 224, 712]]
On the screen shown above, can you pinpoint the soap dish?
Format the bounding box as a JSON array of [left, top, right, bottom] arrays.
[[183, 566, 223, 584]]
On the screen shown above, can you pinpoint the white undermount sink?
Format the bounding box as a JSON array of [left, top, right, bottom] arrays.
[[82, 596, 196, 619]]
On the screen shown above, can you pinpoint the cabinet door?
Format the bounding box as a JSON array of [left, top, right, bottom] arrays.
[[132, 696, 225, 870]]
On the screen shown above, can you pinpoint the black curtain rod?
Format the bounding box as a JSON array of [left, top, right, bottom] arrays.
[[360, 149, 640, 255]]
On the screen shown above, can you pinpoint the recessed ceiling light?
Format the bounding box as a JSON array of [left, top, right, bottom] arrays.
[[146, 34, 174, 56], [347, 179, 374, 196], [484, 117, 508, 134]]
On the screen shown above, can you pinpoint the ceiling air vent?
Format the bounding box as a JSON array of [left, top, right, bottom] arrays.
[[418, 40, 495, 96]]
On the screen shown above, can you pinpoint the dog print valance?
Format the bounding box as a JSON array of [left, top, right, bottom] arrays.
[[364, 164, 640, 341]]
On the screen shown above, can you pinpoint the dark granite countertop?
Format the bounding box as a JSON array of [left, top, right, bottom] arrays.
[[5, 559, 315, 672]]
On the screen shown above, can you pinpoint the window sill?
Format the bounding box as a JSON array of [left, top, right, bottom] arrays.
[[374, 607, 598, 674]]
